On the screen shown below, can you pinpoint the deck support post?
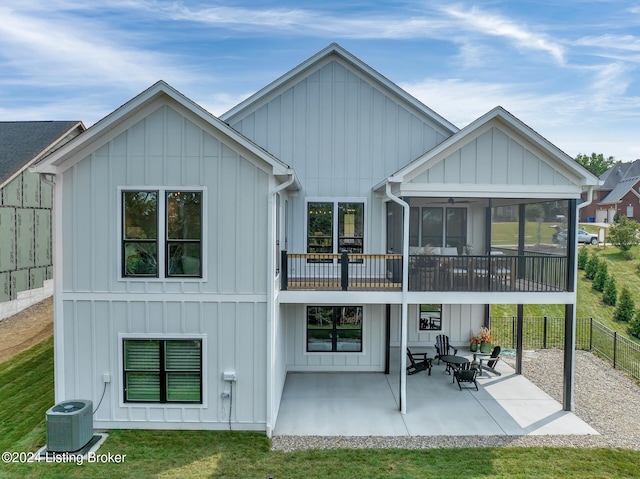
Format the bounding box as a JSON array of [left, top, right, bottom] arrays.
[[515, 304, 523, 375]]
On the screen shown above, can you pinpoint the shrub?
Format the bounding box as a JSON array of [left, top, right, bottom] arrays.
[[592, 261, 609, 292], [629, 311, 640, 338], [577, 247, 589, 270], [614, 287, 635, 322], [607, 215, 640, 254], [584, 254, 601, 280], [603, 276, 617, 306]]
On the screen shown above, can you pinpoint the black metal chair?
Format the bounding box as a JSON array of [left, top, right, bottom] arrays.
[[406, 348, 432, 376], [479, 346, 502, 377], [434, 335, 458, 364], [454, 362, 479, 391]]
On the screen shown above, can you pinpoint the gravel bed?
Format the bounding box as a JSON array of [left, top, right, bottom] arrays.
[[271, 350, 640, 451]]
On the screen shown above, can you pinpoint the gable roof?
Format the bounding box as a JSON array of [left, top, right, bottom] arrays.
[[32, 81, 299, 187], [0, 121, 84, 187], [221, 43, 458, 136], [599, 175, 640, 204], [375, 106, 599, 194]]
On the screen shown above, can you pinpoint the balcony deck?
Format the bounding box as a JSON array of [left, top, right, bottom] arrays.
[[281, 252, 568, 293]]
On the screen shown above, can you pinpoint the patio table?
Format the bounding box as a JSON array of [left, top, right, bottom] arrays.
[[440, 355, 470, 382]]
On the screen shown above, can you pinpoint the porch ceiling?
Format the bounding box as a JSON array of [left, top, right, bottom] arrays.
[[273, 348, 597, 437]]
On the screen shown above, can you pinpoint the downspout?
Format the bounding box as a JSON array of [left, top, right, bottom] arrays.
[[39, 173, 64, 402], [265, 171, 296, 437], [385, 182, 409, 414], [577, 186, 594, 212]]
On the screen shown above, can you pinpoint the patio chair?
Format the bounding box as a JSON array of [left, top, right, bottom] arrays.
[[479, 346, 502, 377], [434, 335, 458, 364], [454, 362, 479, 391], [406, 348, 432, 376]]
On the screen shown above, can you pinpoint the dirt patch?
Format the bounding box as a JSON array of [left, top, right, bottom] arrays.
[[0, 297, 53, 363]]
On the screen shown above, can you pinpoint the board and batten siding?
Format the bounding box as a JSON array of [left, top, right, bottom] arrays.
[[228, 59, 451, 255], [283, 304, 386, 372], [411, 126, 574, 187], [60, 299, 268, 429], [56, 102, 275, 430], [59, 104, 270, 295]]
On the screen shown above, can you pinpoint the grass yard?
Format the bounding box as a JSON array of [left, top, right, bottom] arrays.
[[2, 338, 640, 478]]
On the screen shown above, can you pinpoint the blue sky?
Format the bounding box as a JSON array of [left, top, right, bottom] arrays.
[[1, 1, 639, 162]]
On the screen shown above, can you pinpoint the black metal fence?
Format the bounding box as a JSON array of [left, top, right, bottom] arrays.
[[490, 316, 640, 382]]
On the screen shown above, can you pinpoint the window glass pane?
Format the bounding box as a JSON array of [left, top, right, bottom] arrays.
[[307, 329, 333, 351], [167, 373, 201, 401], [124, 243, 158, 276], [124, 340, 159, 370], [167, 243, 201, 276], [124, 191, 157, 239], [445, 208, 467, 252], [167, 192, 201, 240], [165, 340, 201, 370], [421, 208, 443, 247], [126, 372, 160, 401], [307, 203, 333, 254], [338, 203, 363, 253], [419, 304, 442, 331], [336, 306, 362, 351], [307, 306, 333, 329]]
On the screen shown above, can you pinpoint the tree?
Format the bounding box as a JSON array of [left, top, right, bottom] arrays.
[[603, 276, 617, 306], [575, 153, 617, 177], [607, 216, 640, 255], [584, 254, 600, 280], [593, 261, 608, 292], [614, 287, 635, 322], [629, 311, 640, 338]]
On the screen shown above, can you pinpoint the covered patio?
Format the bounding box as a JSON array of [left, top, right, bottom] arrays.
[[273, 349, 597, 437]]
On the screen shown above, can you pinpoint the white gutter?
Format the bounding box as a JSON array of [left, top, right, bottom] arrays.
[[577, 186, 594, 210], [265, 170, 296, 437], [385, 182, 409, 414]]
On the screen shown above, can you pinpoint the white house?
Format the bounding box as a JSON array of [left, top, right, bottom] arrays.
[[33, 44, 598, 435]]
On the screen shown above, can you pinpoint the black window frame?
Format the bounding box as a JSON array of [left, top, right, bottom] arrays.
[[123, 338, 203, 404], [306, 306, 363, 352], [418, 304, 442, 332], [121, 189, 203, 279]]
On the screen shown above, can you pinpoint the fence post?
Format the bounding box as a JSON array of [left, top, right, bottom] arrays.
[[590, 318, 593, 351], [543, 316, 548, 349], [512, 316, 516, 349], [341, 251, 349, 291], [613, 331, 617, 369]]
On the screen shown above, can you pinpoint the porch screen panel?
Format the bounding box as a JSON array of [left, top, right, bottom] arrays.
[[409, 207, 420, 247], [445, 208, 467, 252], [421, 207, 443, 247]]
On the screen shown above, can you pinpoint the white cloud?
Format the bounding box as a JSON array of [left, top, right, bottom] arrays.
[[0, 6, 195, 91], [440, 5, 566, 65]]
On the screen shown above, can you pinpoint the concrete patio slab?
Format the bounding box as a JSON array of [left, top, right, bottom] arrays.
[[273, 350, 599, 437]]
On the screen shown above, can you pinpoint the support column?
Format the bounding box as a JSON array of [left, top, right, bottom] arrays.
[[385, 304, 391, 375], [515, 304, 524, 375], [563, 304, 575, 411]]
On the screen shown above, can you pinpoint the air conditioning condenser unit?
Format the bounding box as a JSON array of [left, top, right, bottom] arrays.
[[46, 400, 93, 453]]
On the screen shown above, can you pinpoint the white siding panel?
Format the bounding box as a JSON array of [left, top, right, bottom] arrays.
[[444, 150, 461, 183], [74, 159, 93, 292], [524, 150, 540, 185], [91, 152, 111, 292], [476, 131, 493, 184], [508, 140, 525, 184], [492, 129, 510, 184], [459, 141, 477, 184]]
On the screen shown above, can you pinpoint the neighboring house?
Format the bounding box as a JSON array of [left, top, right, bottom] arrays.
[[579, 160, 640, 223], [33, 44, 598, 435], [0, 121, 84, 320]]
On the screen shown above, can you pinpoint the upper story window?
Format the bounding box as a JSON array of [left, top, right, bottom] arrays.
[[307, 201, 364, 255], [122, 189, 202, 278]]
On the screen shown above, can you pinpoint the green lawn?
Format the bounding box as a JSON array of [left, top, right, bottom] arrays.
[[2, 337, 640, 478]]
